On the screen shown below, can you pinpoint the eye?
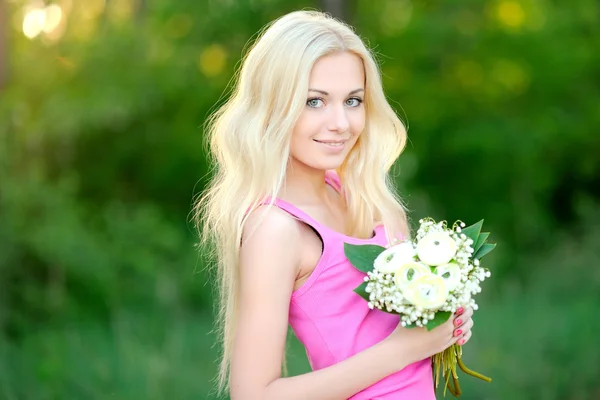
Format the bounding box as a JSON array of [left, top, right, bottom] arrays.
[[346, 97, 363, 107], [307, 98, 325, 108]]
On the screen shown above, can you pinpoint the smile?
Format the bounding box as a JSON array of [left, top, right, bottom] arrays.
[[314, 140, 346, 147]]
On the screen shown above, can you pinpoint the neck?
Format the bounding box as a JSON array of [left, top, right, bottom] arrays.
[[282, 160, 331, 204]]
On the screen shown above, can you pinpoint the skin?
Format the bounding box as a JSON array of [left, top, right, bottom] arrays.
[[230, 52, 474, 400]]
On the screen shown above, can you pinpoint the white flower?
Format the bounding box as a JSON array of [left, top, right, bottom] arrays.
[[402, 274, 449, 310], [416, 231, 457, 266], [374, 242, 416, 273], [393, 261, 430, 290], [433, 262, 462, 291]]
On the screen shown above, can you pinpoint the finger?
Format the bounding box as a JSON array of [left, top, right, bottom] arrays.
[[452, 310, 473, 329], [449, 323, 473, 347], [460, 316, 474, 331], [453, 318, 473, 339], [464, 307, 474, 318], [454, 306, 473, 320], [457, 329, 472, 346]]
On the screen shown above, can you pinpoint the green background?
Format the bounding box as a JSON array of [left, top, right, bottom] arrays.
[[1, 0, 599, 399]]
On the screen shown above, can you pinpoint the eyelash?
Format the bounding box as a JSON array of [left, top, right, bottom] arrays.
[[306, 97, 364, 108]]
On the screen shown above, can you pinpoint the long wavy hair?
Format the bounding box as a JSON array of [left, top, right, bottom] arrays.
[[194, 10, 410, 394]]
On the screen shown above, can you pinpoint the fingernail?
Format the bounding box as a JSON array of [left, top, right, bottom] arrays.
[[456, 307, 464, 315], [454, 329, 462, 337], [458, 339, 465, 345], [454, 319, 462, 327]]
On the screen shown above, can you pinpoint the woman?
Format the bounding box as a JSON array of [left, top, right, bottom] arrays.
[[196, 10, 474, 400]]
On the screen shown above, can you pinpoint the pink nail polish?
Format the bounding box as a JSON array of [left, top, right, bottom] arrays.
[[454, 329, 462, 337], [456, 307, 464, 316], [458, 339, 465, 345], [454, 319, 462, 327]]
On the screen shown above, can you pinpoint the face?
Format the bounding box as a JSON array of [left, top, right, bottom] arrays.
[[289, 52, 366, 172]]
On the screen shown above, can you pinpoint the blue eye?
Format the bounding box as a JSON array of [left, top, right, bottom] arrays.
[[307, 98, 325, 108], [346, 97, 363, 107]]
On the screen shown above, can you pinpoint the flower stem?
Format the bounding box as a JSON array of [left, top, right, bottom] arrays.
[[444, 370, 461, 397], [452, 373, 462, 396], [457, 357, 492, 383], [433, 344, 492, 397]]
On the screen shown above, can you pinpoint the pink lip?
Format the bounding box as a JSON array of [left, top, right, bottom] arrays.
[[313, 139, 347, 144], [314, 139, 347, 153]]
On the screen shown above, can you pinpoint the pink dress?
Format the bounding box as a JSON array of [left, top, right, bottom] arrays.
[[272, 171, 435, 399]]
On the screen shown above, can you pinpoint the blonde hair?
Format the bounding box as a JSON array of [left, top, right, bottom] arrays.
[[194, 10, 410, 394]]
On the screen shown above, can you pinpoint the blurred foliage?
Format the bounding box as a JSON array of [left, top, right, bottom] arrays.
[[0, 0, 599, 399]]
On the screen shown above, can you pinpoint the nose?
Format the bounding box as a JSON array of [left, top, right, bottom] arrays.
[[327, 104, 350, 133]]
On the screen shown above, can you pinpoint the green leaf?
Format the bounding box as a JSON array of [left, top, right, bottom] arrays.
[[425, 311, 452, 331], [474, 243, 496, 259], [473, 232, 490, 253], [344, 243, 386, 273], [461, 220, 483, 244], [353, 281, 370, 301]]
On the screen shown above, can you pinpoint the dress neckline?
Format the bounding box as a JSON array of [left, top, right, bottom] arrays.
[[274, 172, 382, 243]]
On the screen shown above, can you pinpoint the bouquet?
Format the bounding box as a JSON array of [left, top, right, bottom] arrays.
[[344, 218, 495, 397]]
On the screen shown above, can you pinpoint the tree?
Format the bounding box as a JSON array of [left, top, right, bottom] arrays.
[[321, 0, 356, 22]]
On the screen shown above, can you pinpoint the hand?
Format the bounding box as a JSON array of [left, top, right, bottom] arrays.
[[385, 307, 475, 368], [452, 306, 474, 347]]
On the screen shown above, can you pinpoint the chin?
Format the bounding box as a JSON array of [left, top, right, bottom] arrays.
[[290, 153, 349, 173], [309, 159, 345, 172]]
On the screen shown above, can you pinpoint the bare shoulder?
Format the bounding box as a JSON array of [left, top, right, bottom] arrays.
[[242, 204, 302, 246], [241, 204, 303, 271], [243, 204, 301, 239]]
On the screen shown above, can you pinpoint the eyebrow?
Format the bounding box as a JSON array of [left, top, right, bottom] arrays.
[[308, 88, 365, 96]]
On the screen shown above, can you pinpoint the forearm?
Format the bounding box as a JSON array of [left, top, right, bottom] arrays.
[[261, 339, 405, 400]]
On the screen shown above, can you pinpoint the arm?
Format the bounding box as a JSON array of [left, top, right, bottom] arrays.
[[229, 207, 408, 400]]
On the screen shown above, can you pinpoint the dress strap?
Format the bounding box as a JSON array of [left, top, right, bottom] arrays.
[[324, 170, 342, 193], [263, 198, 329, 242], [255, 171, 344, 243]]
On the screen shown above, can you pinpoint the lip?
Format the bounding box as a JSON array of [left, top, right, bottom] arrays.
[[313, 139, 347, 152], [313, 139, 347, 145]]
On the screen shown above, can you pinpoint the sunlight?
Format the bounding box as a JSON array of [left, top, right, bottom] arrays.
[[22, 3, 64, 39], [43, 4, 63, 33], [22, 7, 46, 39], [496, 1, 526, 28], [198, 44, 227, 77]]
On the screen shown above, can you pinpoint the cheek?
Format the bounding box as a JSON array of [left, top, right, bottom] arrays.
[[349, 111, 366, 137], [291, 113, 319, 143], [290, 134, 309, 156], [290, 122, 315, 158]]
